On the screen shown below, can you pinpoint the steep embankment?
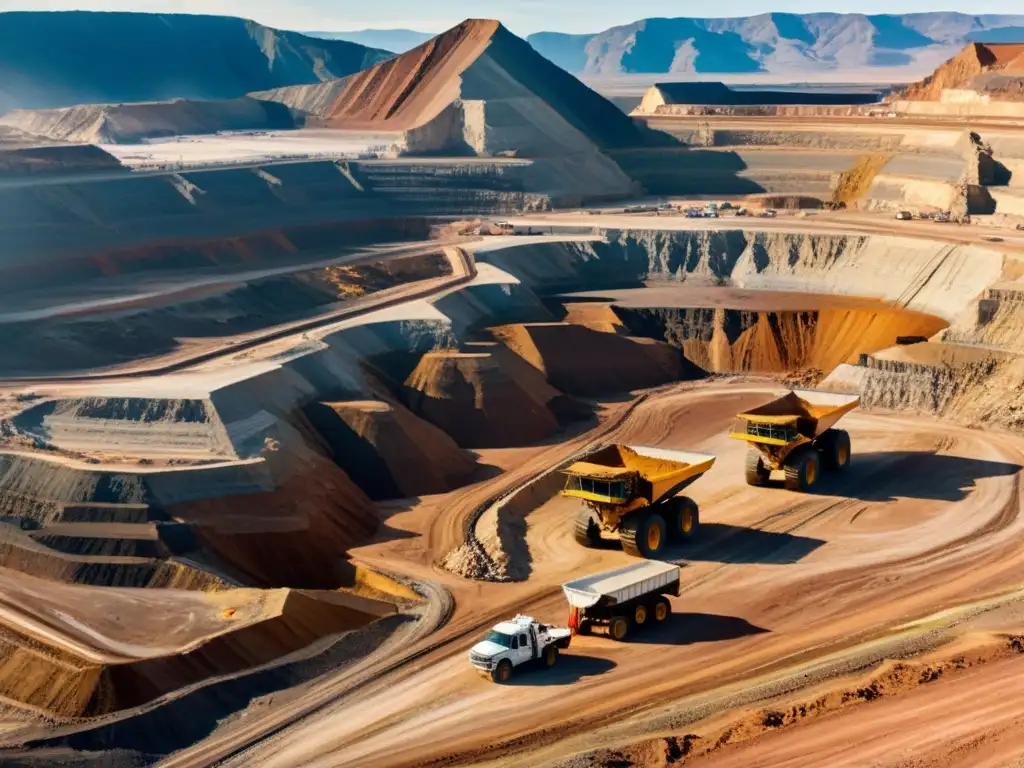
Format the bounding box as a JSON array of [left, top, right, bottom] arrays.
[[480, 230, 1004, 325], [0, 97, 299, 144], [258, 19, 641, 147], [403, 350, 564, 447], [0, 141, 123, 176], [2, 248, 451, 377], [256, 18, 645, 181], [306, 399, 478, 498], [491, 322, 691, 395], [616, 304, 947, 376], [0, 11, 391, 111], [0, 585, 394, 719], [899, 42, 1024, 101]]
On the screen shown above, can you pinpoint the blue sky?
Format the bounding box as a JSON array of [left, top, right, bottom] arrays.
[[1, 0, 1021, 34]]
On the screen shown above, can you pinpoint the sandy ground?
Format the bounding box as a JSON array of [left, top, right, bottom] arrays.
[[143, 378, 1024, 768], [695, 654, 1024, 768]]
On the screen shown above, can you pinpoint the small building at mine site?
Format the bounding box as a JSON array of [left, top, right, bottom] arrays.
[[635, 81, 884, 113]]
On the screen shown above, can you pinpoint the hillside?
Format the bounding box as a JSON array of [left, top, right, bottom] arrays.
[[899, 42, 1024, 101], [526, 12, 1024, 76], [257, 20, 645, 152], [303, 29, 433, 53], [0, 11, 392, 112]]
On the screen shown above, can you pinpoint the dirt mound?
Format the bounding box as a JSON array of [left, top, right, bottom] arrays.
[[0, 97, 298, 144], [403, 350, 562, 448], [900, 43, 1024, 101], [0, 11, 391, 111], [256, 19, 643, 151], [561, 303, 627, 334], [306, 399, 477, 498], [0, 526, 227, 589], [171, 453, 379, 588], [832, 154, 892, 207], [491, 322, 691, 395]]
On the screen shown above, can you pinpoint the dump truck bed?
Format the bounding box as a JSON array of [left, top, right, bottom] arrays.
[[736, 390, 860, 438], [562, 561, 681, 608], [562, 444, 716, 505]]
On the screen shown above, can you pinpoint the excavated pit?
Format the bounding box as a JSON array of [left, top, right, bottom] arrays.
[[588, 289, 949, 376]]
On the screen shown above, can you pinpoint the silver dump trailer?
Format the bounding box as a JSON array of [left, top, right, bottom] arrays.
[[562, 561, 680, 641]]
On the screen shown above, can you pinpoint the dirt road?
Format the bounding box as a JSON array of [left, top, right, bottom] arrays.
[[0, 243, 475, 386], [504, 210, 1024, 250], [160, 380, 1023, 768]]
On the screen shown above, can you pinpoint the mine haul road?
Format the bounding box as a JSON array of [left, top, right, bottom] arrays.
[[0, 242, 476, 387], [153, 380, 1024, 768], [7, 213, 1022, 765]]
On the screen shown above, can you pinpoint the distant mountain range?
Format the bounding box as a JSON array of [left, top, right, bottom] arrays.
[[301, 28, 433, 53], [0, 12, 390, 112], [301, 13, 1024, 78], [525, 12, 1024, 76]]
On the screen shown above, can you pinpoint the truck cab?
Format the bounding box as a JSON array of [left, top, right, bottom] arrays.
[[469, 615, 571, 682]]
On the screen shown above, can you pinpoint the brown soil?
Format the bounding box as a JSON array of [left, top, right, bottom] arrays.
[[640, 305, 948, 374], [561, 303, 627, 334], [403, 351, 561, 448], [307, 399, 478, 498], [491, 322, 691, 395], [900, 42, 1024, 101], [831, 153, 891, 207], [171, 454, 379, 589], [301, 252, 452, 300], [0, 587, 393, 719], [233, 384, 1024, 768], [0, 527, 228, 590], [266, 20, 500, 131]]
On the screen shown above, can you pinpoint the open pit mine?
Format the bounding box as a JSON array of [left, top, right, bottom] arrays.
[[3, 13, 1024, 768]]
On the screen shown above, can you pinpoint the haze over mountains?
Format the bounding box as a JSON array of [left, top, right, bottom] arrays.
[[533, 12, 1024, 76], [0, 12, 391, 111], [307, 12, 1024, 77]]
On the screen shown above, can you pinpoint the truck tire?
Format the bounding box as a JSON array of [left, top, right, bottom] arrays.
[[634, 604, 648, 626], [577, 620, 591, 636], [620, 511, 668, 558], [784, 449, 820, 492], [654, 597, 671, 622], [491, 659, 513, 683], [821, 429, 851, 471], [610, 615, 629, 641], [671, 497, 699, 541], [544, 644, 558, 668], [745, 449, 770, 486], [573, 507, 602, 548]]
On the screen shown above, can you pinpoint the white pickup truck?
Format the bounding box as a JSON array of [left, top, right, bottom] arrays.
[[469, 615, 572, 682]]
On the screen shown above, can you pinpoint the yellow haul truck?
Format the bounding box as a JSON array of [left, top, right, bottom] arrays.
[[732, 389, 860, 492], [561, 444, 716, 559]]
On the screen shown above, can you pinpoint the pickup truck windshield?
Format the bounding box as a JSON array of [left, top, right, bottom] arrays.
[[484, 631, 513, 648]]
